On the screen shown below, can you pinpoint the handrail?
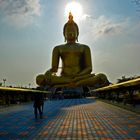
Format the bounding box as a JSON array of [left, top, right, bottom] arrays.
[[0, 87, 50, 94], [93, 78, 140, 92]]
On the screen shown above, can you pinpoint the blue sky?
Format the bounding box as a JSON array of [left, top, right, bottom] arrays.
[[0, 0, 140, 88]]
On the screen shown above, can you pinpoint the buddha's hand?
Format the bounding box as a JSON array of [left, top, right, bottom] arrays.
[[51, 72, 56, 76], [45, 69, 56, 76]]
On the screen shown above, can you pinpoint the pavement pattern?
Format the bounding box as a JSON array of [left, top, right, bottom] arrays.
[[0, 98, 140, 140]]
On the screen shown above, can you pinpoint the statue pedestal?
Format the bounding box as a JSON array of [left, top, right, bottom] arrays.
[[63, 87, 84, 98], [50, 86, 85, 99]]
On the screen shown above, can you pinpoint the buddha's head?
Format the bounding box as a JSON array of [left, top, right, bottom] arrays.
[[63, 12, 79, 42]]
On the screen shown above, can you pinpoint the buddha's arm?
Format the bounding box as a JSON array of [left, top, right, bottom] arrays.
[[77, 67, 92, 76], [77, 46, 92, 76], [51, 46, 60, 73]]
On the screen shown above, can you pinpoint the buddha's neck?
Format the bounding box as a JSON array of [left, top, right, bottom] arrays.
[[67, 40, 76, 44]]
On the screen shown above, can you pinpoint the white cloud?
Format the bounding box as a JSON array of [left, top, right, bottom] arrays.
[[79, 14, 140, 83], [94, 16, 124, 36], [81, 14, 94, 21], [0, 0, 41, 27], [80, 15, 128, 41]]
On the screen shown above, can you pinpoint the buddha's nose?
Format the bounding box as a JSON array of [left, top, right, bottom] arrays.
[[69, 32, 74, 37]]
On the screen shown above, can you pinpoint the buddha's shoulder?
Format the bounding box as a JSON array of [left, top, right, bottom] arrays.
[[53, 43, 90, 49], [76, 43, 90, 50], [53, 44, 66, 49], [77, 43, 89, 47]]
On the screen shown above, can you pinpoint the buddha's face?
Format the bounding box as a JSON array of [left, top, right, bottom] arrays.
[[64, 25, 78, 42]]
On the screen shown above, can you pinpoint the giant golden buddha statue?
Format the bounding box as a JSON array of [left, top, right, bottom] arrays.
[[36, 12, 109, 88]]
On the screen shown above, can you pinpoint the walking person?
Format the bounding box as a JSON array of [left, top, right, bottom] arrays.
[[33, 93, 44, 119]]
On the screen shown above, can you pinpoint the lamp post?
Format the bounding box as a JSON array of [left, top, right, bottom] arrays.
[[3, 78, 6, 87], [29, 83, 31, 89]]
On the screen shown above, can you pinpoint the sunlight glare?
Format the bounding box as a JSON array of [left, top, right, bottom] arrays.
[[65, 2, 83, 22]]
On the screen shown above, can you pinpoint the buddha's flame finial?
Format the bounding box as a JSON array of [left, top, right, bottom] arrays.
[[68, 12, 73, 22]]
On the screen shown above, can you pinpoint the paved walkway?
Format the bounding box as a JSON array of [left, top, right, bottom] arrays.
[[0, 98, 140, 140]]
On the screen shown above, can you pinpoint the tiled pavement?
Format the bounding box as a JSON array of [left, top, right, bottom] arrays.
[[0, 98, 140, 140]]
